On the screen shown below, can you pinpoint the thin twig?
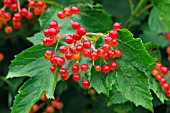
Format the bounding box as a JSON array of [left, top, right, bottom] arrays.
[[128, 0, 134, 14], [59, 19, 68, 27], [54, 38, 60, 53], [137, 3, 153, 16], [82, 71, 86, 79], [0, 5, 7, 11], [17, 0, 21, 12], [86, 32, 107, 37]]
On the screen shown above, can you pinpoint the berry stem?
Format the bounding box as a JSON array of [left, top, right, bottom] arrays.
[[0, 5, 7, 11], [17, 0, 21, 12], [104, 60, 107, 64], [137, 3, 153, 16], [92, 60, 95, 66], [54, 38, 60, 53], [59, 19, 68, 27], [67, 17, 73, 23], [86, 32, 107, 37], [82, 71, 86, 79], [128, 0, 134, 13]]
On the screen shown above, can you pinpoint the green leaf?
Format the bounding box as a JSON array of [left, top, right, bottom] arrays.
[[6, 45, 58, 113], [140, 24, 169, 48], [28, 6, 112, 45], [144, 43, 168, 103], [113, 102, 133, 113], [149, 7, 170, 33], [92, 29, 155, 111], [107, 86, 129, 106]]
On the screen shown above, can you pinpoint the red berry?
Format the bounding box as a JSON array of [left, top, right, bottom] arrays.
[[50, 65, 56, 73], [55, 102, 64, 110], [13, 22, 22, 29], [49, 20, 58, 28], [115, 49, 122, 58], [102, 64, 110, 73], [14, 12, 22, 20], [166, 90, 170, 98], [5, 26, 12, 34], [102, 44, 110, 51], [113, 22, 122, 30], [51, 100, 58, 107], [73, 32, 82, 41], [80, 64, 88, 71], [73, 53, 80, 60], [111, 39, 118, 46], [83, 40, 91, 49], [76, 44, 84, 52], [71, 6, 80, 14], [72, 73, 81, 82], [37, 1, 45, 8], [72, 64, 79, 73], [65, 52, 73, 60], [21, 8, 28, 16], [108, 50, 116, 58], [26, 12, 33, 19], [160, 66, 169, 75], [82, 79, 90, 88], [44, 50, 54, 60], [59, 68, 68, 76], [100, 52, 109, 60], [166, 32, 170, 40], [77, 27, 86, 36], [151, 69, 158, 76], [69, 45, 77, 53], [95, 65, 101, 71], [109, 62, 118, 70], [10, 3, 18, 11], [162, 83, 169, 91], [48, 28, 58, 36], [109, 30, 118, 39], [3, 0, 12, 6], [28, 1, 36, 8], [58, 11, 65, 19], [46, 106, 54, 113], [160, 78, 166, 85], [43, 37, 56, 46], [97, 48, 106, 57], [82, 49, 91, 57], [59, 45, 68, 54], [104, 36, 112, 44], [61, 73, 70, 80], [63, 7, 72, 16], [32, 104, 39, 112], [40, 93, 47, 101], [4, 12, 11, 21], [155, 74, 162, 82], [50, 56, 60, 65], [56, 57, 65, 66], [72, 21, 80, 30], [34, 8, 41, 15], [90, 51, 98, 60], [65, 35, 75, 44], [154, 62, 162, 70], [0, 53, 4, 61]]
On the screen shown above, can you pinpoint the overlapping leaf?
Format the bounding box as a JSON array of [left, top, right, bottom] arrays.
[[6, 45, 58, 113], [90, 29, 156, 111]]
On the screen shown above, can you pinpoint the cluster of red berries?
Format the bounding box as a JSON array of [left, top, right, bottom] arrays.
[[43, 6, 122, 88], [151, 62, 170, 97], [0, 53, 4, 61], [165, 33, 170, 61], [30, 93, 63, 113], [0, 0, 46, 34]]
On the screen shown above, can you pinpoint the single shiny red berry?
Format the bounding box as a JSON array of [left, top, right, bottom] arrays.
[[76, 44, 84, 52], [102, 64, 110, 73], [58, 11, 65, 19], [72, 64, 79, 73], [72, 73, 81, 82], [50, 65, 56, 73], [63, 7, 72, 16], [115, 49, 122, 58], [109, 30, 118, 39], [82, 79, 90, 88], [72, 21, 80, 30], [160, 66, 169, 75], [59, 68, 68, 76], [73, 32, 82, 41], [109, 62, 118, 70], [65, 52, 73, 60], [59, 45, 68, 54], [65, 35, 74, 44], [77, 27, 86, 36], [80, 64, 88, 71], [83, 40, 91, 49], [95, 65, 101, 71], [102, 44, 110, 51], [44, 50, 54, 60], [154, 62, 162, 70], [49, 20, 58, 28], [82, 49, 91, 57], [71, 6, 80, 14], [90, 51, 98, 60], [113, 22, 122, 30]]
